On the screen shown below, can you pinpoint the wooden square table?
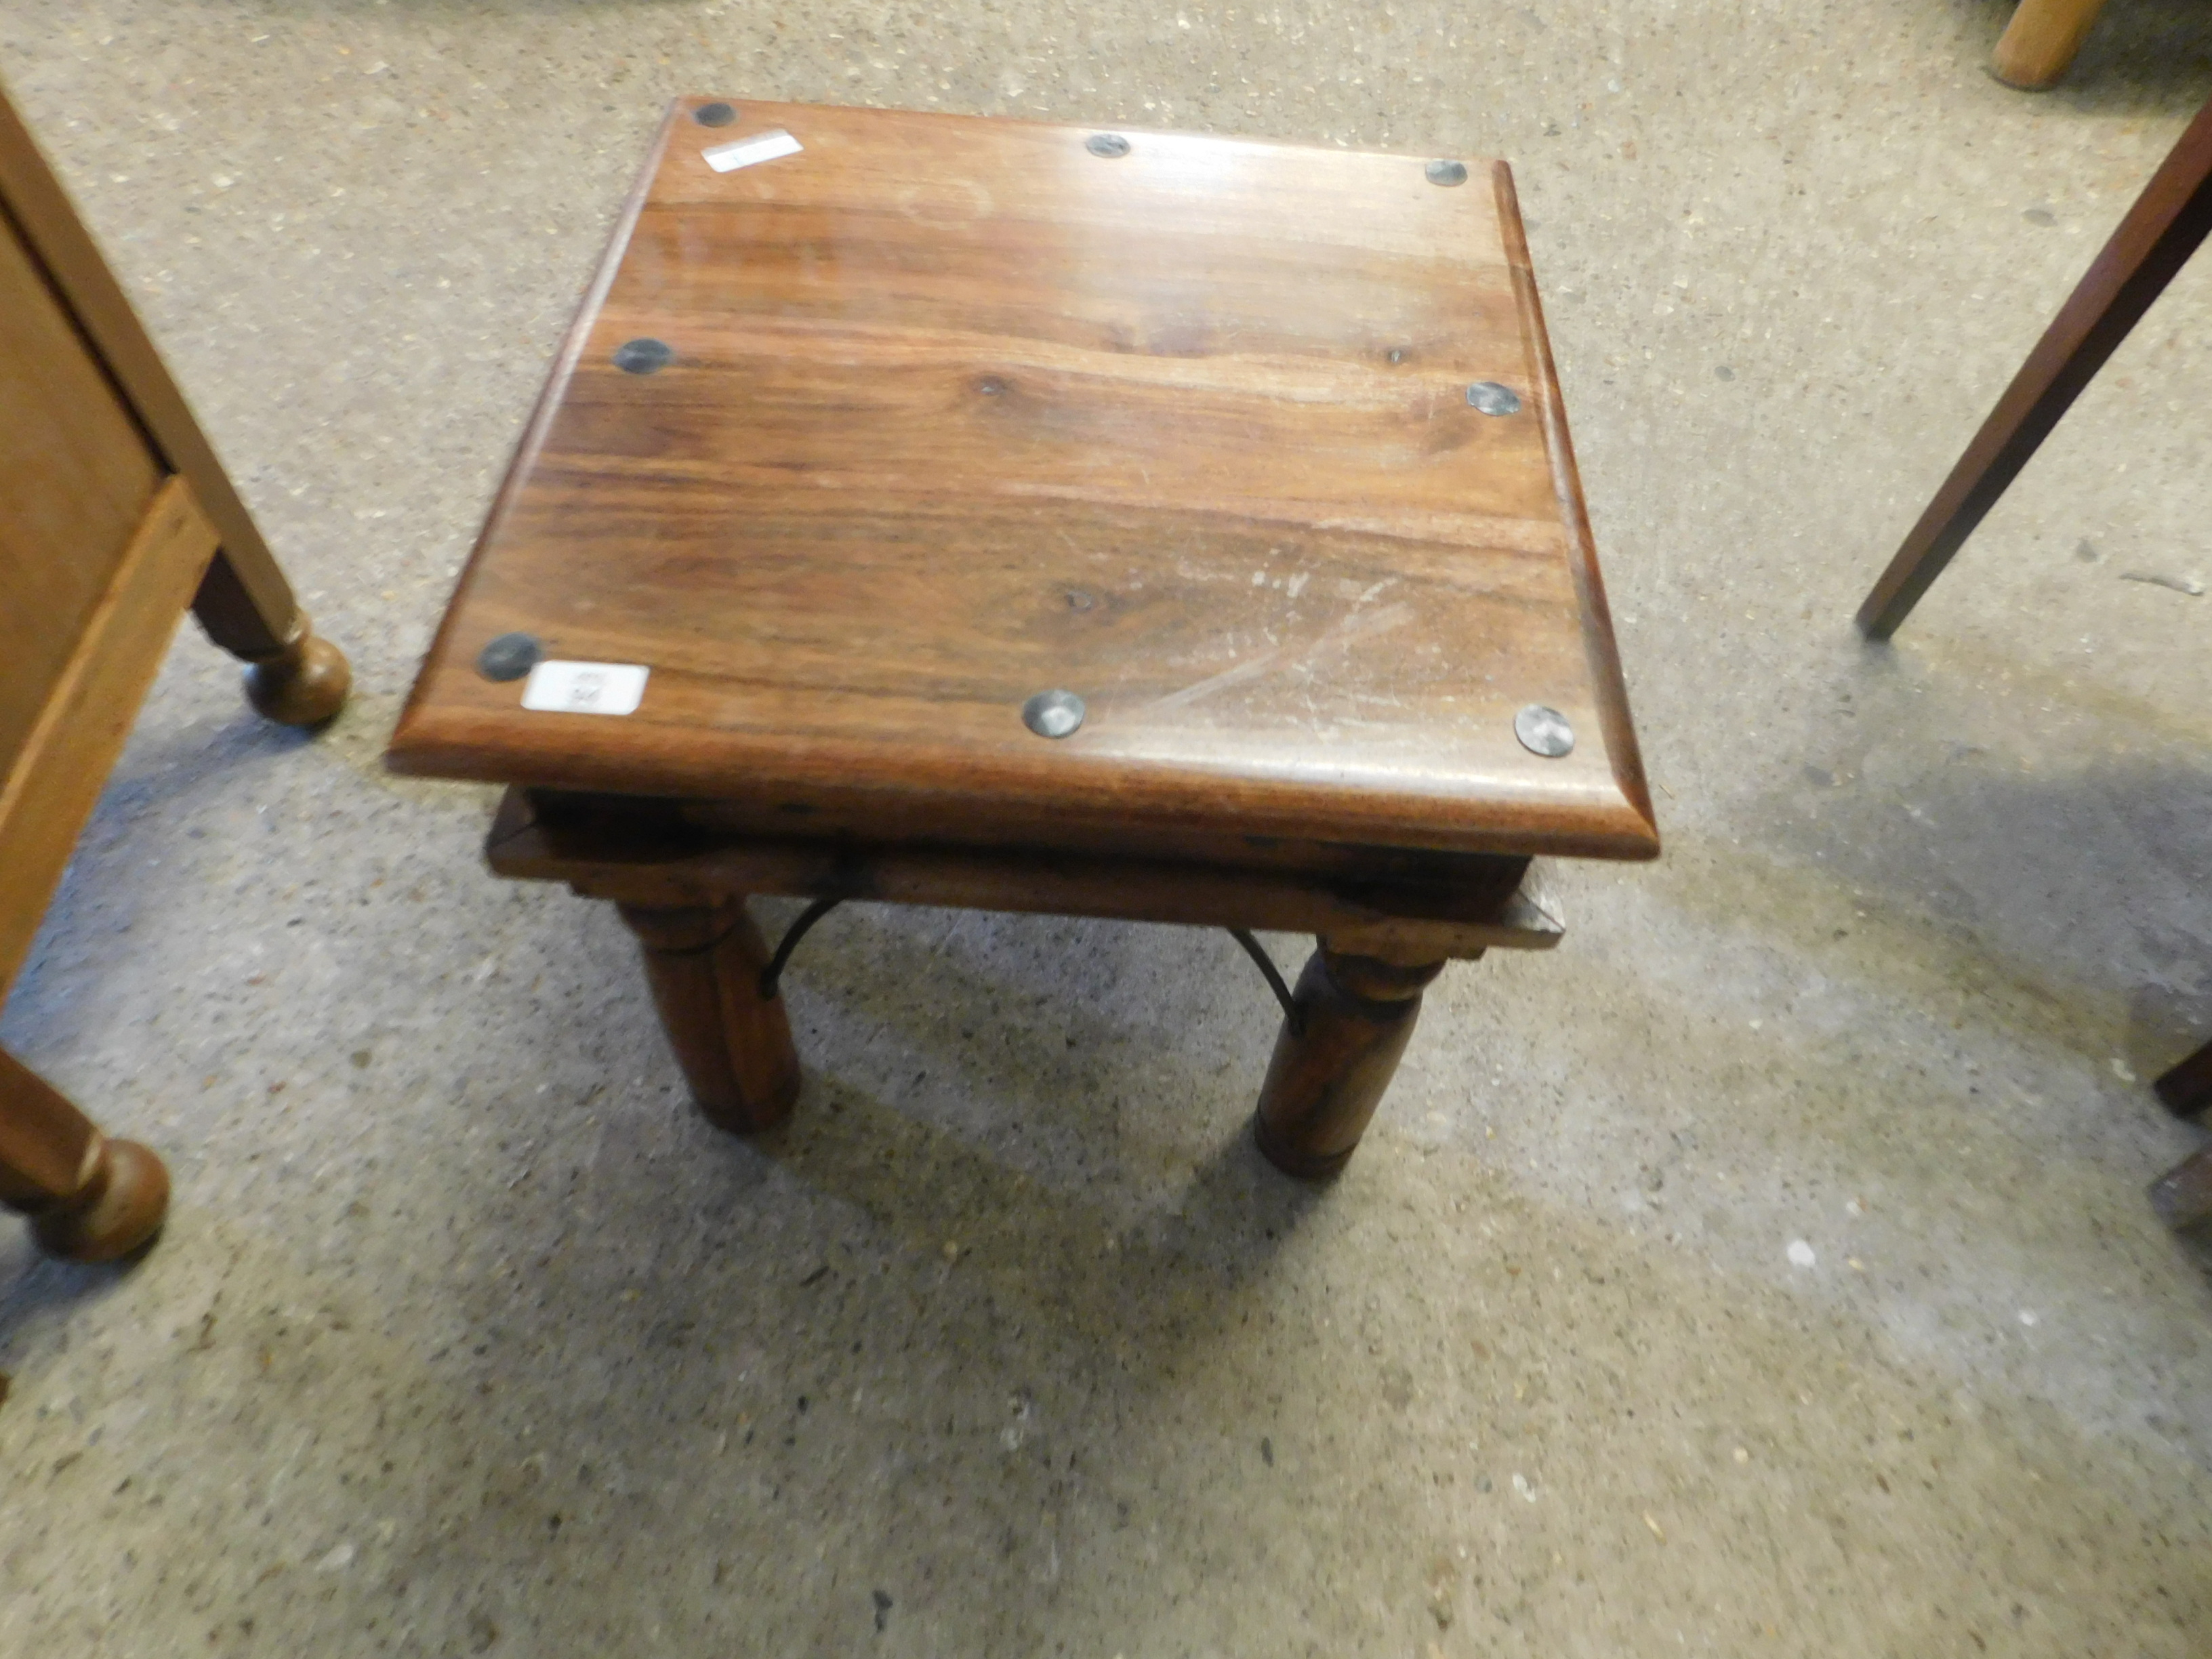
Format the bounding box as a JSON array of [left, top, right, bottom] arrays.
[[388, 100, 1658, 1178]]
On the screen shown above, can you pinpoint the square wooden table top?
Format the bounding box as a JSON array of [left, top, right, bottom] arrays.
[[388, 100, 1658, 871]]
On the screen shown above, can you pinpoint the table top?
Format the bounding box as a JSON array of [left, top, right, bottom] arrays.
[[388, 100, 1658, 867]]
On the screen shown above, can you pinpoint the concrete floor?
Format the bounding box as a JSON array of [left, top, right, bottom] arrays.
[[4, 0, 2211, 1652]]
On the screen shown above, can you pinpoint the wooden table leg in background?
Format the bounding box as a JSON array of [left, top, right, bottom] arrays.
[[0, 1046, 169, 1262], [617, 900, 801, 1134], [1856, 91, 2212, 638], [1252, 945, 1452, 1179], [1993, 0, 2112, 89]]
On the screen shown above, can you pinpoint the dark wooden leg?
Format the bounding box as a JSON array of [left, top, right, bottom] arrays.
[[2154, 1038, 2212, 1119], [0, 1046, 169, 1262], [618, 899, 800, 1134], [1856, 92, 2212, 638], [1252, 945, 1450, 1179], [2149, 1145, 2212, 1231], [192, 552, 350, 727]]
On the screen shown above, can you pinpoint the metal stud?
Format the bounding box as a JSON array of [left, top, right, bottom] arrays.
[[613, 337, 674, 375], [478, 632, 543, 682], [1086, 133, 1131, 159], [1425, 159, 1468, 186], [693, 102, 737, 127], [1513, 704, 1574, 758], [1466, 381, 1522, 415], [1022, 689, 1086, 739]]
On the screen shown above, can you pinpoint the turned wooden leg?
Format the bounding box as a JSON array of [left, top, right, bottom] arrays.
[[193, 550, 350, 727], [1992, 0, 2112, 89], [618, 899, 800, 1134], [0, 1046, 169, 1263], [1252, 944, 1450, 1178]]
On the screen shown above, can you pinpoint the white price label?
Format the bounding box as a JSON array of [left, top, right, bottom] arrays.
[[702, 129, 802, 173], [519, 660, 649, 716]]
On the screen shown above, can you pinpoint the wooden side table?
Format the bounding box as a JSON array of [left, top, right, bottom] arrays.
[[388, 100, 1658, 1179], [1, 83, 351, 1260]]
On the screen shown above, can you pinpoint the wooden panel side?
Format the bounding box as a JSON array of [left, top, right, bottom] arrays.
[[0, 79, 293, 649], [0, 476, 219, 998], [0, 203, 163, 765]]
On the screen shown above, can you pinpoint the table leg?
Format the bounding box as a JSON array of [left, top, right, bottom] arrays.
[[618, 900, 800, 1134], [1855, 93, 2212, 637], [1992, 0, 2111, 89], [0, 1046, 169, 1262], [193, 552, 350, 727], [1252, 945, 1450, 1178]]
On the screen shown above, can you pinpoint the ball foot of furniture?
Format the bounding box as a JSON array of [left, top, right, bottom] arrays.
[[619, 899, 801, 1134], [1252, 946, 1450, 1178], [241, 613, 351, 728], [1992, 0, 2111, 89], [30, 1138, 169, 1263], [1, 1046, 169, 1263]]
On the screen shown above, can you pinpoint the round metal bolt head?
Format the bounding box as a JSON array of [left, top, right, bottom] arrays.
[[1466, 380, 1522, 416], [1022, 689, 1086, 739], [478, 632, 543, 682], [1086, 133, 1131, 159], [1514, 704, 1574, 758], [613, 337, 674, 375], [693, 102, 737, 127], [1425, 159, 1469, 186]]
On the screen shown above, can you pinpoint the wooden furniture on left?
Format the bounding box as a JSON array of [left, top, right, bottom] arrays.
[[0, 81, 350, 1261], [389, 100, 1657, 1185]]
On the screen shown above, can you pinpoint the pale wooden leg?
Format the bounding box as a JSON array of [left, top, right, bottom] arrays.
[[0, 1046, 169, 1262], [618, 900, 801, 1134], [1252, 945, 1449, 1178], [1993, 0, 2112, 89]]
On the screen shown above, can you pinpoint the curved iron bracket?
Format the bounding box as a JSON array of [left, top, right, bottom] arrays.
[[1228, 928, 1305, 1038], [759, 897, 844, 1000]]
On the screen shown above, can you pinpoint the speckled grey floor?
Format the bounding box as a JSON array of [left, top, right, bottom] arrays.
[[4, 2, 2212, 1654]]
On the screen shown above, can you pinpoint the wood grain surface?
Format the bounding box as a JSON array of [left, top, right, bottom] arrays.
[[391, 101, 1657, 866], [0, 78, 304, 659], [0, 203, 160, 766], [0, 476, 220, 997]]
